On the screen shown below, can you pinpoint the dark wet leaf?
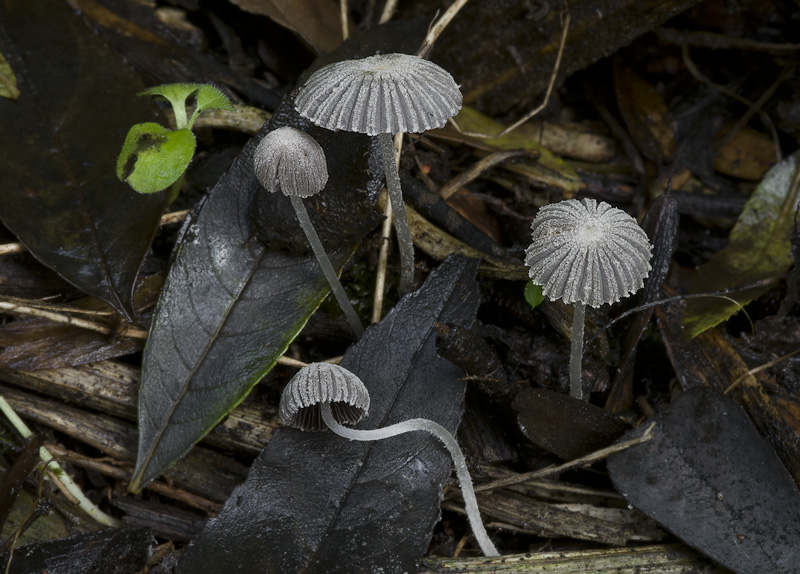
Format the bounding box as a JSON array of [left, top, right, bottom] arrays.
[[608, 386, 800, 574], [658, 300, 800, 484], [130, 20, 428, 491], [1, 527, 152, 574], [177, 256, 480, 574], [0, 0, 168, 322], [513, 388, 628, 459]]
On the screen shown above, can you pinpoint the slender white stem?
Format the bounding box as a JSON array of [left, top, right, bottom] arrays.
[[0, 395, 123, 527], [570, 302, 586, 400], [290, 195, 364, 338], [379, 133, 415, 295], [320, 403, 499, 556]]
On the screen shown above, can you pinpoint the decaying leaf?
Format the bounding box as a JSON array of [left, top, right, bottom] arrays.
[[228, 0, 344, 54], [433, 106, 581, 196], [613, 60, 676, 162], [683, 151, 799, 338], [608, 386, 800, 574], [0, 51, 20, 100]]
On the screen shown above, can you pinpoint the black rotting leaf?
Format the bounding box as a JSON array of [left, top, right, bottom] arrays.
[[0, 0, 168, 322], [177, 256, 480, 574], [131, 19, 429, 491], [1, 527, 152, 574], [608, 386, 800, 574]]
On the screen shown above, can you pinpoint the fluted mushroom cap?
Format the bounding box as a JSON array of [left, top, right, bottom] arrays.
[[294, 53, 462, 136], [253, 126, 329, 198], [279, 362, 371, 431], [524, 199, 652, 308]]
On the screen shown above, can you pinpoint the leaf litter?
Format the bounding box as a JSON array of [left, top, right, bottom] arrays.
[[0, 1, 799, 573]]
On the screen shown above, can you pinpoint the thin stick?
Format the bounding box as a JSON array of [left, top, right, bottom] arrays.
[[569, 302, 585, 400], [290, 196, 364, 337], [340, 0, 349, 41], [438, 149, 538, 200], [475, 422, 657, 494], [0, 394, 123, 527], [449, 12, 570, 139], [372, 194, 393, 324], [416, 0, 470, 59], [0, 300, 147, 338], [378, 0, 400, 24]]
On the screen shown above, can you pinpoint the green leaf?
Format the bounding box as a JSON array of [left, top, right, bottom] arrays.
[[0, 0, 167, 322], [524, 281, 544, 309], [682, 152, 799, 338], [188, 84, 234, 128], [139, 83, 233, 129], [117, 123, 196, 194], [0, 51, 20, 100]]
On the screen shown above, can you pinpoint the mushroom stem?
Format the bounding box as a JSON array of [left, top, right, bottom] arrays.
[[379, 132, 415, 295], [290, 195, 364, 338], [320, 402, 500, 557], [569, 302, 586, 400]]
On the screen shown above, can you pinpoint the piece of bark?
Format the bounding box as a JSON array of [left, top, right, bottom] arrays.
[[419, 543, 731, 573], [0, 384, 245, 503], [115, 498, 206, 542], [466, 489, 648, 545], [0, 360, 277, 454]]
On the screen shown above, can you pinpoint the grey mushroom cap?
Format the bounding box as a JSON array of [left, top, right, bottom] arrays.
[[279, 362, 371, 431], [294, 53, 462, 136], [524, 198, 653, 308], [253, 126, 329, 198]]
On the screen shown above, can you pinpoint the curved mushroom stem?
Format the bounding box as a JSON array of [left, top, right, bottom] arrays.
[[569, 302, 586, 400], [320, 402, 500, 557], [379, 132, 415, 295], [290, 195, 364, 338]]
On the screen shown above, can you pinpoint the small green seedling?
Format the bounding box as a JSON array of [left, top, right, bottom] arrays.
[[117, 83, 233, 201], [524, 281, 544, 309]]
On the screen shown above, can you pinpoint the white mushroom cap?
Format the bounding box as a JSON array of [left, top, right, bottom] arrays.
[[294, 53, 462, 136], [253, 126, 329, 198], [279, 362, 370, 431], [524, 199, 653, 308]]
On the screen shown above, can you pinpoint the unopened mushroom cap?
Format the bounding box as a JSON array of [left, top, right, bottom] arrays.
[[294, 53, 462, 136], [279, 362, 370, 431], [253, 126, 329, 198], [524, 198, 652, 308]]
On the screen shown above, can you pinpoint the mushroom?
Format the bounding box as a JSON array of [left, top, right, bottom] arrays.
[[253, 126, 364, 337], [524, 198, 652, 399], [294, 53, 463, 294], [280, 362, 499, 557]]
